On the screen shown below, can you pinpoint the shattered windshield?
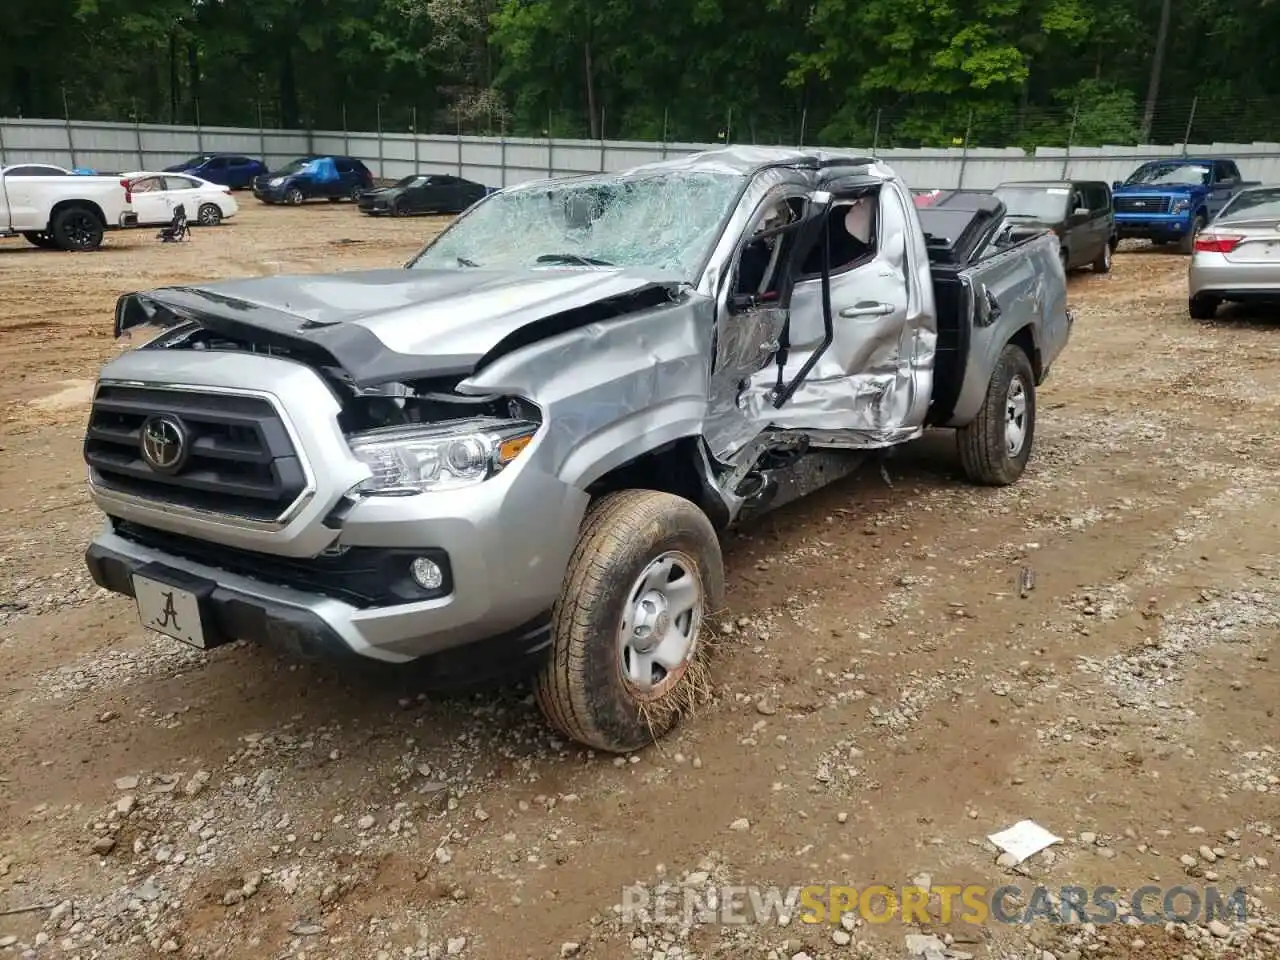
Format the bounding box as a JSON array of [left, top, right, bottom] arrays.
[[408, 169, 745, 279], [994, 186, 1071, 222], [1124, 162, 1209, 186]]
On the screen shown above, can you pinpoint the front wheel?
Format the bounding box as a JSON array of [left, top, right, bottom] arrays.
[[956, 343, 1037, 486], [196, 203, 222, 226], [284, 186, 304, 206], [534, 490, 725, 753], [1179, 214, 1206, 254]]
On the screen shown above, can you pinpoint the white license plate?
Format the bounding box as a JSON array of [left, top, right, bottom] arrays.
[[132, 575, 207, 649]]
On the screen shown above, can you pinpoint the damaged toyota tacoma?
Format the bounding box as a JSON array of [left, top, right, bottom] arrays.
[[82, 147, 1072, 752]]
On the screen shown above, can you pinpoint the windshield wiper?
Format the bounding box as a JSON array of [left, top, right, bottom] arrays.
[[535, 253, 614, 266], [456, 256, 480, 267]]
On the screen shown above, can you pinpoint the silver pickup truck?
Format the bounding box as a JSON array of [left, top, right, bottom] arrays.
[[83, 147, 1072, 752]]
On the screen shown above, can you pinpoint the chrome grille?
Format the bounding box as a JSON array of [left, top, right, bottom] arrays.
[[84, 384, 307, 522]]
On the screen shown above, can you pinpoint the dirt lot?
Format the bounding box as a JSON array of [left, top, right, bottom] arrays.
[[1, 202, 1279, 960]]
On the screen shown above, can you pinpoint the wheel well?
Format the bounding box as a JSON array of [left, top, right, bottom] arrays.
[[584, 438, 727, 530], [49, 199, 106, 230], [1009, 325, 1043, 383]]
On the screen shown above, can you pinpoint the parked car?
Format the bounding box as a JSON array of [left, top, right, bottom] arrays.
[[994, 179, 1116, 273], [0, 164, 138, 250], [120, 171, 238, 227], [85, 147, 1071, 752], [163, 154, 268, 190], [4, 163, 74, 177], [1113, 158, 1259, 253], [252, 156, 374, 205], [357, 173, 492, 216], [1188, 184, 1280, 319]]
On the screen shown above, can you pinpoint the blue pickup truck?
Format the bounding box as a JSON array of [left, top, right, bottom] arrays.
[[1112, 158, 1258, 253]]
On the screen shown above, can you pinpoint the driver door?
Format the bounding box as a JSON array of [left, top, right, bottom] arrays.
[[774, 182, 916, 436], [704, 190, 810, 460]]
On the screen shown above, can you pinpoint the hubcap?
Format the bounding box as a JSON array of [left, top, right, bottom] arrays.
[[1005, 376, 1028, 457], [67, 214, 94, 248], [617, 551, 703, 699]]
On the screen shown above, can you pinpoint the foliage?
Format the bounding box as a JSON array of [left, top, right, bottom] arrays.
[[3, 0, 1280, 146]]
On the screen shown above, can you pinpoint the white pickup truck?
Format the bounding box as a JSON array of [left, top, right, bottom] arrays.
[[0, 165, 138, 251]]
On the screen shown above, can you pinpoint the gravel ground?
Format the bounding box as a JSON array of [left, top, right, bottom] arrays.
[[0, 208, 1278, 960]]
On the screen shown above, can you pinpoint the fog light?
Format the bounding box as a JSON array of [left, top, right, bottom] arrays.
[[410, 557, 444, 591]]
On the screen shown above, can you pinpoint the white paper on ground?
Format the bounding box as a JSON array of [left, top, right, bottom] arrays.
[[987, 820, 1062, 864]]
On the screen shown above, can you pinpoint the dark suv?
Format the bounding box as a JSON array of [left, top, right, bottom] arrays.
[[993, 179, 1117, 274], [252, 156, 374, 205]]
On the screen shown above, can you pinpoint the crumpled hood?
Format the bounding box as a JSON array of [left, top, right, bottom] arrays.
[[117, 266, 690, 386]]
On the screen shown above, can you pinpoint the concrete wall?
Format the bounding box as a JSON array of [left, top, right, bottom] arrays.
[[4, 116, 1280, 189]]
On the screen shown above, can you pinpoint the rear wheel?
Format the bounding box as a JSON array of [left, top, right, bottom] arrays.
[[1189, 294, 1221, 320], [349, 184, 363, 202], [196, 203, 222, 226], [50, 206, 104, 251], [1092, 238, 1113, 273], [534, 490, 724, 753], [1179, 213, 1206, 254], [957, 343, 1037, 486]]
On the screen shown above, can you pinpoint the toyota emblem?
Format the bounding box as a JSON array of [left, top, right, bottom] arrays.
[[140, 415, 189, 474]]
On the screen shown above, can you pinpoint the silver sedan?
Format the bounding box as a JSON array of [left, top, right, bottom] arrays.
[[1188, 185, 1280, 318]]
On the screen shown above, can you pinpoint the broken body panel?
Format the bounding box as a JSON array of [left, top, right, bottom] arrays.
[[111, 146, 1069, 534]]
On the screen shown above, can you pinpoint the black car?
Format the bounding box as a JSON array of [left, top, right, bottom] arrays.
[[993, 179, 1117, 273], [358, 173, 492, 216], [252, 156, 374, 205]]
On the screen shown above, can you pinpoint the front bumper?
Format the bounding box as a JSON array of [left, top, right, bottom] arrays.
[[252, 185, 287, 203], [87, 521, 554, 663], [1189, 252, 1280, 301], [1115, 213, 1193, 241]]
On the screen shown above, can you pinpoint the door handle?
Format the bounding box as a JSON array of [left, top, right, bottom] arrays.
[[839, 302, 894, 318]]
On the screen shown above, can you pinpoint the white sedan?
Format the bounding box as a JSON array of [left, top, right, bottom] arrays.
[[121, 171, 239, 227]]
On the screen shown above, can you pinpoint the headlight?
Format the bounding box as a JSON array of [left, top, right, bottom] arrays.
[[1171, 199, 1191, 213], [348, 417, 538, 494], [270, 177, 285, 187]]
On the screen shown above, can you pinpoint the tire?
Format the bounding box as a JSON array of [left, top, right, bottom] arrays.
[[196, 203, 222, 226], [50, 205, 104, 251], [349, 185, 363, 202], [534, 490, 725, 753], [956, 343, 1037, 486], [1189, 294, 1220, 320], [1092, 237, 1112, 273], [1179, 213, 1206, 254], [284, 186, 304, 206], [392, 199, 408, 217], [22, 231, 57, 250]]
